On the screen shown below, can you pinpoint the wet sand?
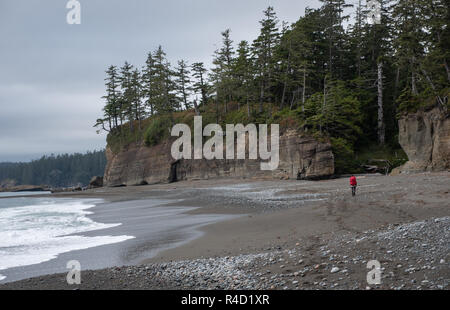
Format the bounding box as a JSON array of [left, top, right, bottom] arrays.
[[0, 197, 236, 283], [145, 172, 450, 264], [1, 172, 449, 289]]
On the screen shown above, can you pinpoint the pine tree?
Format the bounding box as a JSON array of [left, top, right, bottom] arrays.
[[191, 62, 209, 106], [275, 22, 293, 109], [304, 80, 362, 145], [287, 8, 323, 111], [175, 59, 192, 110], [318, 0, 353, 78], [151, 46, 177, 114], [130, 68, 143, 130], [142, 52, 156, 116], [347, 0, 395, 144], [419, 0, 449, 108], [211, 29, 235, 114], [96, 0, 448, 172], [392, 0, 427, 96], [369, 0, 394, 145], [233, 40, 254, 115], [119, 61, 135, 131], [95, 65, 120, 133], [252, 6, 280, 114]]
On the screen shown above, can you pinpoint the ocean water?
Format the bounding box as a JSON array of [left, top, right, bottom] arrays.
[[0, 195, 134, 282], [0, 191, 52, 198]]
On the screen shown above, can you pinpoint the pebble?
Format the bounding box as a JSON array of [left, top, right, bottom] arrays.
[[331, 267, 340, 273], [34, 216, 447, 291]]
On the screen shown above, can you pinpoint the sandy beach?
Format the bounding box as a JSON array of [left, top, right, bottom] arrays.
[[0, 172, 449, 290]]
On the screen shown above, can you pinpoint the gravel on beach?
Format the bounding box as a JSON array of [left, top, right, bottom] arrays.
[[2, 216, 448, 290]]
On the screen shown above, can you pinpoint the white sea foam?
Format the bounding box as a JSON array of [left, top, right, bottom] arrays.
[[0, 198, 134, 281]]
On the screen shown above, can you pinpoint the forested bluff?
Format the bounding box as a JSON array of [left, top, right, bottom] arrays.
[[98, 2, 449, 185], [1, 1, 449, 188]]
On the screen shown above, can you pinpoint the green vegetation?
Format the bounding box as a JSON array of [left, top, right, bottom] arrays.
[[97, 1, 449, 174], [354, 145, 409, 173], [144, 116, 172, 147], [397, 88, 450, 115], [331, 137, 359, 175], [0, 150, 106, 187]]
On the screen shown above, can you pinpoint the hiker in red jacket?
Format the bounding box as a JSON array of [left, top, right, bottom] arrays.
[[350, 175, 357, 196]]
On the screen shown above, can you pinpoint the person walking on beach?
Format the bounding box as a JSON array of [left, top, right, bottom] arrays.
[[350, 175, 357, 196]]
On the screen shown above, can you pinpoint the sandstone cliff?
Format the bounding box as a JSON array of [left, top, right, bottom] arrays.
[[103, 130, 334, 186], [393, 107, 450, 173]]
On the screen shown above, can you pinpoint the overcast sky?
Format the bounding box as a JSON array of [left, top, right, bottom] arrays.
[[0, 0, 321, 162]]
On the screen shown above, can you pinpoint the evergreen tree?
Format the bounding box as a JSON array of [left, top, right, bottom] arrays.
[[95, 2, 446, 173], [119, 61, 135, 131], [304, 80, 362, 145], [131, 68, 143, 130], [142, 52, 156, 116], [286, 9, 323, 110], [418, 0, 449, 108], [318, 0, 353, 78], [0, 151, 107, 187], [392, 0, 426, 96], [233, 40, 254, 116], [252, 6, 280, 114], [175, 59, 193, 110], [151, 46, 177, 114], [211, 29, 235, 114], [95, 65, 120, 133], [191, 62, 209, 106]]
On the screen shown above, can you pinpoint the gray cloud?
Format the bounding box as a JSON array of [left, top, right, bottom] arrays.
[[0, 0, 319, 162]]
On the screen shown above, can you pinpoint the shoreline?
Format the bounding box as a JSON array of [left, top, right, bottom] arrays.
[[1, 172, 449, 289], [0, 194, 237, 284]]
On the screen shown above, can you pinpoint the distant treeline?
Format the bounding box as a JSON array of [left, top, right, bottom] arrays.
[[0, 150, 106, 187]]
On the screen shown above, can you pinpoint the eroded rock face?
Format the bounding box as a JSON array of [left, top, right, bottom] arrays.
[[89, 176, 103, 188], [394, 107, 450, 173], [103, 130, 334, 186]]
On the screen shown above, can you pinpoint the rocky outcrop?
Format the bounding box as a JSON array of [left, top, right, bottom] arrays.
[[103, 130, 334, 186], [0, 179, 16, 190], [88, 176, 103, 188], [393, 107, 450, 174]]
